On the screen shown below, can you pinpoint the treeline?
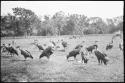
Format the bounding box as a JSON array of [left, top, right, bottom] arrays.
[[1, 7, 123, 37]]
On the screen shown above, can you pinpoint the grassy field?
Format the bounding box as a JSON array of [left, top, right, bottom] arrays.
[[1, 35, 124, 82]]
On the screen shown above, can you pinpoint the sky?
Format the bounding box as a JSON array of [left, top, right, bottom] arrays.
[[1, 1, 124, 20]]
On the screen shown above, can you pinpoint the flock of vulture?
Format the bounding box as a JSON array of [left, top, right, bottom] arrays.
[[1, 34, 123, 65]]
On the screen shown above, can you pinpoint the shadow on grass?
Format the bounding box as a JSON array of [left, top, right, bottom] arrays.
[[9, 59, 27, 63], [1, 55, 12, 58], [57, 49, 65, 52]]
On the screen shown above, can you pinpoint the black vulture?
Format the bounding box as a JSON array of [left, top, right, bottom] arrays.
[[74, 41, 85, 50], [51, 40, 56, 46], [94, 50, 109, 65], [119, 43, 123, 51], [67, 49, 81, 61], [1, 44, 5, 48], [1, 44, 7, 53], [74, 44, 83, 50], [81, 51, 89, 64], [35, 43, 44, 51], [61, 40, 68, 51], [39, 46, 54, 59], [86, 44, 98, 53], [106, 44, 113, 50], [106, 41, 113, 50], [62, 41, 68, 48], [5, 45, 18, 57], [17, 46, 33, 60]]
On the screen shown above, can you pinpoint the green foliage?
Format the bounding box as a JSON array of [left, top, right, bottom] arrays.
[[109, 22, 123, 33], [12, 7, 41, 36], [1, 8, 123, 37]]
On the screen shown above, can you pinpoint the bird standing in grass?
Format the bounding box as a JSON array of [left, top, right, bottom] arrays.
[[50, 40, 56, 46], [34, 43, 44, 51], [74, 44, 83, 50], [16, 46, 33, 60], [81, 51, 89, 64], [5, 44, 18, 57], [106, 40, 113, 50], [86, 44, 98, 53], [74, 41, 85, 50], [119, 43, 123, 51], [93, 47, 109, 65], [49, 40, 57, 50], [67, 45, 83, 61], [67, 49, 81, 61], [1, 44, 6, 53], [85, 41, 98, 53], [61, 40, 68, 51], [39, 46, 54, 59]]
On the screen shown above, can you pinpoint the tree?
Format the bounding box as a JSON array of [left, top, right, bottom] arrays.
[[87, 17, 108, 34], [106, 18, 116, 33], [12, 7, 40, 36], [52, 11, 66, 36], [1, 13, 18, 36], [62, 17, 75, 35]]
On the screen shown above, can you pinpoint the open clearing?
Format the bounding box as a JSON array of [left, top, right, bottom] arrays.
[[1, 35, 124, 82]]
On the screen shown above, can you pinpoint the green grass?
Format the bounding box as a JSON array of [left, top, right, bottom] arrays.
[[1, 35, 124, 82]]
